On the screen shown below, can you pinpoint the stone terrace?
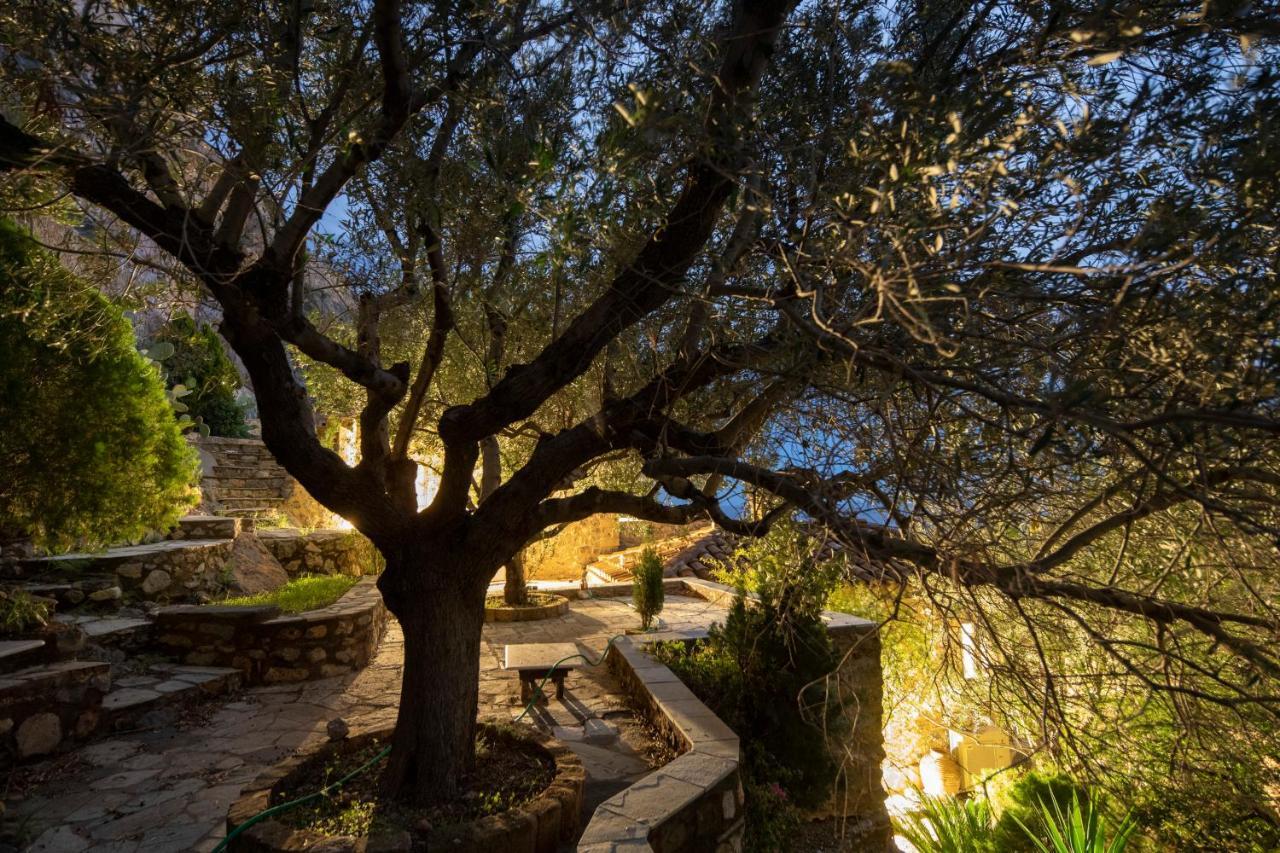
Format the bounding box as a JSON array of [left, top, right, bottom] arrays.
[[10, 594, 729, 853]]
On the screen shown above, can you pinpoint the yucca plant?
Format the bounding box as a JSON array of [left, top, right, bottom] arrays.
[[1014, 792, 1136, 853], [897, 794, 994, 853]]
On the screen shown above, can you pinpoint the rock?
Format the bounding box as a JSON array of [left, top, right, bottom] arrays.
[[140, 569, 172, 595], [310, 839, 359, 853], [88, 586, 122, 602], [326, 717, 350, 741], [226, 533, 289, 595], [16, 712, 62, 758], [64, 588, 85, 605]]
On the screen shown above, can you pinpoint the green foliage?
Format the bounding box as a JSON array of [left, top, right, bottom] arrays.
[[150, 315, 248, 438], [0, 588, 52, 635], [0, 218, 199, 550], [992, 772, 1097, 853], [653, 565, 846, 850], [631, 546, 664, 629], [1012, 793, 1135, 853], [220, 574, 357, 614], [896, 795, 994, 853]]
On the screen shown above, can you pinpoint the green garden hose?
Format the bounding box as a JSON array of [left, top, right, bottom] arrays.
[[213, 633, 629, 851]]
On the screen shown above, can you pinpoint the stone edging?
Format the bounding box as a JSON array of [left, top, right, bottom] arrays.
[[579, 633, 744, 852], [484, 594, 571, 623], [225, 723, 585, 853], [152, 577, 387, 685], [578, 576, 888, 852]]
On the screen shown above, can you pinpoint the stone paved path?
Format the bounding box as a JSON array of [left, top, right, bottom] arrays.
[[10, 594, 727, 852]]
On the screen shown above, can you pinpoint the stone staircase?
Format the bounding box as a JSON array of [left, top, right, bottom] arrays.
[[196, 436, 292, 518], [1, 617, 240, 762], [583, 524, 728, 585]]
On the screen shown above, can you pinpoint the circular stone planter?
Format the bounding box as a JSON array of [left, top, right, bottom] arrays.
[[225, 723, 585, 853], [484, 592, 570, 623]]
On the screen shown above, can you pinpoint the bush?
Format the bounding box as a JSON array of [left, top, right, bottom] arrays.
[[0, 218, 199, 550], [992, 772, 1096, 853], [897, 794, 994, 853], [632, 546, 664, 629], [653, 582, 845, 850], [1015, 792, 1135, 853], [150, 314, 249, 437]]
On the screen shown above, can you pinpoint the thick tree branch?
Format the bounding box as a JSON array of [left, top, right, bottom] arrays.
[[438, 0, 799, 447]]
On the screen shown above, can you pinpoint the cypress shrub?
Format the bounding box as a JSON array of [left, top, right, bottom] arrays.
[[0, 218, 199, 550]]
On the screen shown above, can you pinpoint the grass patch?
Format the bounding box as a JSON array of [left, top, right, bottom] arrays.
[[221, 574, 358, 614]]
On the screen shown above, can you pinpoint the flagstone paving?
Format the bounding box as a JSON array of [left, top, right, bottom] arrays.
[[9, 594, 728, 852]]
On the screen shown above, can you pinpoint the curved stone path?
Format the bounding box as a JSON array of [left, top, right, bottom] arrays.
[[9, 594, 727, 852]]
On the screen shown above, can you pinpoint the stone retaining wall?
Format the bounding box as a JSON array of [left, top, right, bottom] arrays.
[[17, 539, 236, 604], [256, 529, 380, 578], [151, 577, 387, 685], [0, 661, 110, 762]]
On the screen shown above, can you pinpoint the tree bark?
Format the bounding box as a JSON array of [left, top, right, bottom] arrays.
[[378, 551, 488, 805], [503, 549, 527, 606]]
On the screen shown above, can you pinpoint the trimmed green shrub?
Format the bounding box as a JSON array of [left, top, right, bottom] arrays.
[[632, 546, 664, 629], [151, 314, 249, 437], [0, 219, 199, 550], [653, 582, 846, 850]]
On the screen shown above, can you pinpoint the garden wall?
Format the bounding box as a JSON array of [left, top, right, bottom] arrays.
[[577, 577, 893, 852], [257, 529, 380, 577], [523, 513, 621, 581], [0, 661, 110, 761], [150, 577, 387, 685], [583, 636, 744, 853]]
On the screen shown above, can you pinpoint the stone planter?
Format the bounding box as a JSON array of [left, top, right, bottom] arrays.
[[226, 723, 585, 853], [484, 593, 570, 623], [151, 577, 387, 685]]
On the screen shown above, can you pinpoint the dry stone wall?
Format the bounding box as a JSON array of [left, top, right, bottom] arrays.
[[257, 529, 380, 577], [0, 661, 110, 762], [150, 577, 387, 685]]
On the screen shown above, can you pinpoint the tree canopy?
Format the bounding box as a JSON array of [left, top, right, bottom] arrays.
[[1, 0, 1276, 817]]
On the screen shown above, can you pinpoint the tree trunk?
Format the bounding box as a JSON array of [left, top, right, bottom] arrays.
[[503, 549, 528, 606], [379, 555, 488, 805]]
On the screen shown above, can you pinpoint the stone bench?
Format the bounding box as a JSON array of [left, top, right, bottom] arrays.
[[503, 642, 583, 703]]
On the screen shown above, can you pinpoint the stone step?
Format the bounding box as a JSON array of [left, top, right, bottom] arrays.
[[220, 507, 279, 518], [101, 664, 242, 731], [0, 659, 111, 693], [585, 562, 628, 585], [217, 493, 287, 506], [217, 499, 287, 513], [0, 639, 46, 674], [78, 616, 154, 649], [208, 465, 287, 479], [170, 515, 240, 540], [215, 486, 288, 499]]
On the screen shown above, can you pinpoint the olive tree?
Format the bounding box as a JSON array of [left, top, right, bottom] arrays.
[[1, 0, 1276, 815]]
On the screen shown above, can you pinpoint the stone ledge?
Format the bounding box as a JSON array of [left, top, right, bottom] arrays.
[[485, 594, 571, 623], [581, 635, 743, 852]]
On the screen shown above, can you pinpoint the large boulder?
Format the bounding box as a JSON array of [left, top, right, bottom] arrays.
[[226, 533, 289, 595]]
